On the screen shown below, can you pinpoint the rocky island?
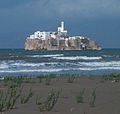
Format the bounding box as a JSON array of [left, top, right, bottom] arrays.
[[25, 21, 101, 50]]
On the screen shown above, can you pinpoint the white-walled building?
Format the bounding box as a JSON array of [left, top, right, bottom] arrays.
[[27, 21, 86, 41], [58, 21, 67, 36], [69, 36, 85, 40], [51, 34, 56, 39], [29, 31, 51, 40]]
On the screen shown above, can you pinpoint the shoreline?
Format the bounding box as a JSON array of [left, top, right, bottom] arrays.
[[0, 74, 120, 114], [0, 49, 120, 76]]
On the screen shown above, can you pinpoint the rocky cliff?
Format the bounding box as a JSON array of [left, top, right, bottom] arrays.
[[25, 37, 101, 51]]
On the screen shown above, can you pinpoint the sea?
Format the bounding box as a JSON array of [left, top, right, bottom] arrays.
[[0, 49, 120, 77]]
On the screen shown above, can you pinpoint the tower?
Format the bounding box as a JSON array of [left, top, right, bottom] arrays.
[[58, 21, 67, 36], [61, 21, 64, 32]]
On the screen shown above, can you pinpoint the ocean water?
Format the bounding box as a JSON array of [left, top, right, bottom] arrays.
[[0, 49, 120, 76]]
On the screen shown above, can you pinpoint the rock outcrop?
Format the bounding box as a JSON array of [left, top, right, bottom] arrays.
[[25, 21, 101, 51], [25, 37, 101, 51]]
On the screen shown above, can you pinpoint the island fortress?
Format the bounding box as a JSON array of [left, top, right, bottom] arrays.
[[25, 21, 101, 50]]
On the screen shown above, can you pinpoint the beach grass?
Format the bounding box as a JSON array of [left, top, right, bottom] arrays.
[[67, 75, 76, 83], [76, 88, 85, 103], [0, 74, 119, 114], [90, 87, 97, 107], [103, 73, 120, 81], [21, 88, 33, 104], [36, 89, 61, 112]]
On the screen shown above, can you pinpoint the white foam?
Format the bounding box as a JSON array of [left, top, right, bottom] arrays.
[[1, 66, 120, 73], [1, 60, 120, 74], [79, 61, 120, 67], [53, 56, 102, 60], [79, 56, 102, 60], [77, 67, 120, 71], [0, 62, 9, 69], [12, 63, 45, 67], [0, 68, 63, 73], [12, 62, 58, 67], [0, 65, 120, 73], [27, 54, 64, 58]]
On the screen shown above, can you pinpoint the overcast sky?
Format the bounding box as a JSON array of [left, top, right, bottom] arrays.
[[0, 0, 120, 48]]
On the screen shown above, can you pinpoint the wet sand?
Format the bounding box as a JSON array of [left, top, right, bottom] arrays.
[[2, 76, 120, 114]]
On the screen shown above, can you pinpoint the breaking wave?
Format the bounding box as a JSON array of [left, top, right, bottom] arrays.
[[0, 60, 120, 75], [53, 56, 102, 60], [27, 54, 64, 58], [77, 67, 120, 71], [0, 69, 63, 73], [0, 66, 120, 74], [79, 61, 120, 67], [12, 62, 59, 67], [0, 63, 9, 69]]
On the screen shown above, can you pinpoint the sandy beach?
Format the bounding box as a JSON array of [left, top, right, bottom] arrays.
[[0, 76, 119, 114]]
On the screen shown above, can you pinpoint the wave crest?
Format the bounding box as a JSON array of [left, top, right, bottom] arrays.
[[27, 54, 64, 58], [53, 56, 102, 60]]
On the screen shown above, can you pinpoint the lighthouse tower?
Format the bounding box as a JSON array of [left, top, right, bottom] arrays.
[[58, 21, 67, 36], [61, 21, 64, 32]]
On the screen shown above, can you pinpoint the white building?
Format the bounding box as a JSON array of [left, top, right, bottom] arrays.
[[29, 35, 35, 39], [34, 31, 41, 38], [69, 36, 85, 40], [58, 21, 67, 36], [51, 34, 56, 39], [29, 31, 51, 40], [27, 21, 75, 40]]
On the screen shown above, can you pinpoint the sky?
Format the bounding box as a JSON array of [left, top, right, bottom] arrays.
[[0, 0, 120, 49]]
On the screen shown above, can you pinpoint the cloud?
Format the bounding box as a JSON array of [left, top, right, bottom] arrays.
[[1, 0, 120, 19], [0, 0, 38, 9], [0, 0, 120, 31], [30, 0, 120, 19], [0, 0, 119, 33], [0, 0, 120, 48]]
